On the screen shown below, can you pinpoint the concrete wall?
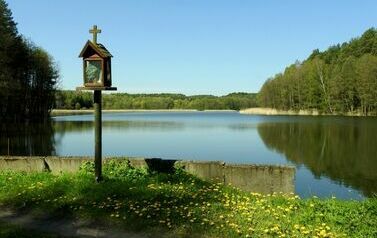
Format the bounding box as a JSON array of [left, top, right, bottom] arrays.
[[176, 161, 294, 194], [45, 157, 92, 174], [176, 160, 225, 182], [223, 164, 295, 194], [0, 156, 295, 194], [0, 157, 46, 173]]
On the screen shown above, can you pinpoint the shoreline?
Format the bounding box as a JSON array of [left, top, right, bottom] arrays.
[[240, 107, 368, 117], [50, 109, 237, 116], [51, 108, 373, 117]]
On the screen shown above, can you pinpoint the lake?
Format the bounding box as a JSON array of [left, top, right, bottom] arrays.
[[1, 111, 377, 199]]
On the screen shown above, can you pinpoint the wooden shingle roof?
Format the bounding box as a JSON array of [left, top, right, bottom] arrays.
[[79, 40, 113, 58]]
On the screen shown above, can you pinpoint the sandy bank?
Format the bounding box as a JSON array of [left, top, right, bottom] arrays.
[[240, 108, 320, 116], [239, 108, 366, 116]]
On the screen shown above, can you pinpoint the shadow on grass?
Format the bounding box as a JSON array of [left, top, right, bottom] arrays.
[[0, 220, 63, 238]]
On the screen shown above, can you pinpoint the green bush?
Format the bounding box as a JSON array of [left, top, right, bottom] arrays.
[[103, 159, 148, 181]]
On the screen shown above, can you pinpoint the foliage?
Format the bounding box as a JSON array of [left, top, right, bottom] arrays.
[[80, 160, 149, 181], [54, 91, 258, 111], [54, 91, 93, 110], [0, 163, 376, 237], [0, 0, 58, 122], [258, 28, 377, 115]]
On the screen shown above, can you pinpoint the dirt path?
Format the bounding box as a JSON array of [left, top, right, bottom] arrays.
[[0, 209, 148, 238]]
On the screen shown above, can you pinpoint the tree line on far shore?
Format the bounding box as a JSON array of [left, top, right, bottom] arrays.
[[54, 91, 258, 111], [0, 0, 58, 122], [258, 28, 377, 115]]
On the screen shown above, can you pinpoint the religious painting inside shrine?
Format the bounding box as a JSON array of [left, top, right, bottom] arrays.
[[85, 59, 103, 84]]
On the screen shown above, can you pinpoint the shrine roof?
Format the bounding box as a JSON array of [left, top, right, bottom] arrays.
[[79, 40, 113, 58]]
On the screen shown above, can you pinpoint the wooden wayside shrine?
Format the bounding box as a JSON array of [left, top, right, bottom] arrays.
[[76, 25, 117, 182]]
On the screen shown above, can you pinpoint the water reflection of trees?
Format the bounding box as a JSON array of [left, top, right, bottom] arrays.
[[257, 121, 377, 197], [0, 121, 55, 156], [53, 120, 184, 134]]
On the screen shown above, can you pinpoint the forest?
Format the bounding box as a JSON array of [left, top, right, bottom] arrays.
[[0, 0, 58, 122], [54, 91, 258, 111], [258, 28, 377, 115]]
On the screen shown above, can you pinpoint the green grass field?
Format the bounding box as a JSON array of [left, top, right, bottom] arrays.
[[0, 160, 376, 238]]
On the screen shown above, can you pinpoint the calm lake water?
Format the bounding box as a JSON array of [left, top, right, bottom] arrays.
[[2, 111, 377, 199]]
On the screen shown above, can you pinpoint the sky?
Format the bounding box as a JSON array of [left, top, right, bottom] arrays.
[[6, 0, 377, 95]]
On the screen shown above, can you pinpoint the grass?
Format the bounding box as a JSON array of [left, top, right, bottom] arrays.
[[0, 160, 376, 238]]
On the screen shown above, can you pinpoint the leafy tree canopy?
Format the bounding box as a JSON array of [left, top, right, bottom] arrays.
[[259, 28, 377, 115]]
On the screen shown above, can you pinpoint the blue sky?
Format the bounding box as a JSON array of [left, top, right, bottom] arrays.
[[6, 0, 377, 95]]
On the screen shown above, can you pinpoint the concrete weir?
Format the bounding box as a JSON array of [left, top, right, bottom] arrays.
[[0, 156, 295, 194]]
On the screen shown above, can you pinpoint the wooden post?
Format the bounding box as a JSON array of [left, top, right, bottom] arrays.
[[94, 90, 102, 182], [7, 138, 10, 156]]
